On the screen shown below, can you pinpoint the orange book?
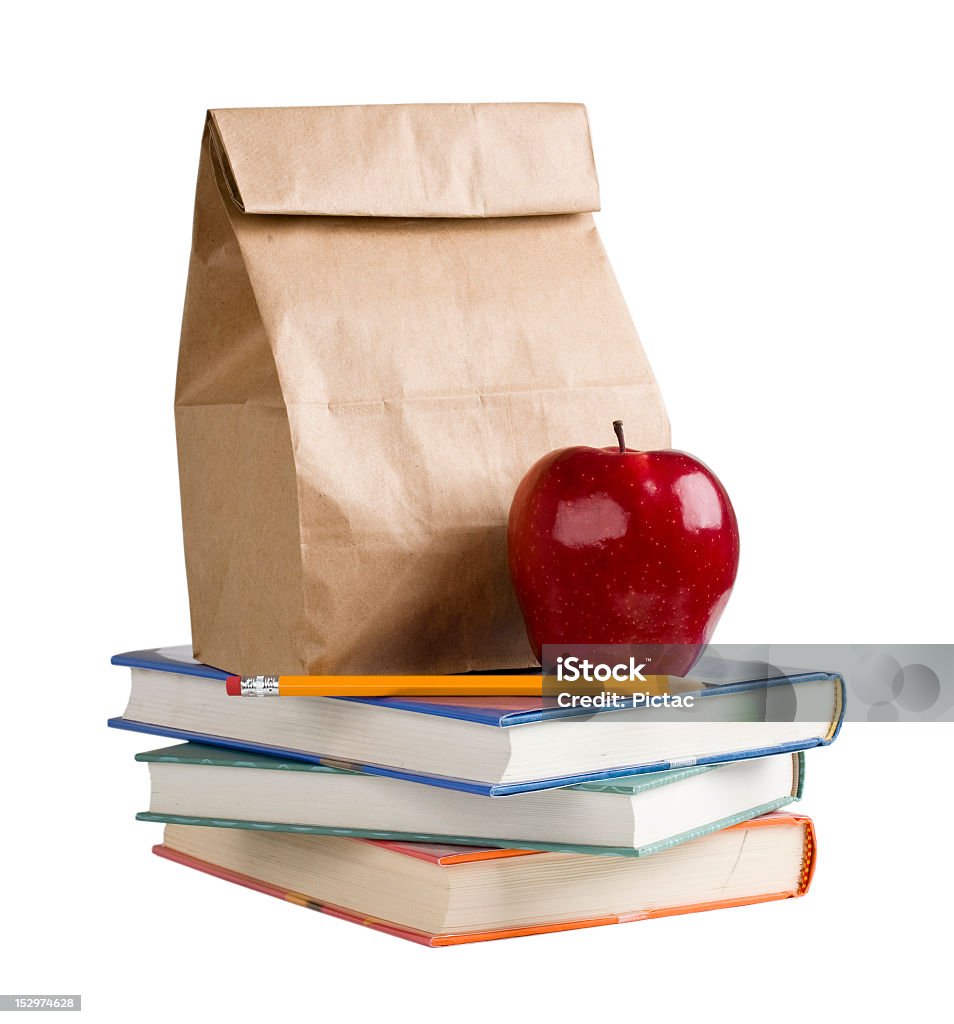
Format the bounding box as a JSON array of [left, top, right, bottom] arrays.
[[153, 812, 815, 946]]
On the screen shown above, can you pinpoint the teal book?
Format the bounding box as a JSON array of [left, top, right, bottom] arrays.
[[136, 742, 804, 858]]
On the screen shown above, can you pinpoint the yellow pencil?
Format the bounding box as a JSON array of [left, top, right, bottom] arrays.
[[224, 673, 545, 697]]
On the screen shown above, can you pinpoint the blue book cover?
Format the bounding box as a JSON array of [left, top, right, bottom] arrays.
[[110, 645, 845, 796]]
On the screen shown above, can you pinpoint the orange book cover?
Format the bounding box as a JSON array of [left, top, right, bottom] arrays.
[[152, 812, 816, 946]]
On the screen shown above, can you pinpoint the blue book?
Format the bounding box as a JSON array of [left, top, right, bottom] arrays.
[[110, 646, 845, 796]]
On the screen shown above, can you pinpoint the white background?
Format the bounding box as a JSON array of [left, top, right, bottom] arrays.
[[3, 2, 952, 1020]]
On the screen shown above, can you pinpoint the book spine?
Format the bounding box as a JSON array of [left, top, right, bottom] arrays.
[[792, 751, 806, 799], [797, 817, 818, 895]]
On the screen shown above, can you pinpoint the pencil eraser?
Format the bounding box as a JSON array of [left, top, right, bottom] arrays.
[[225, 674, 241, 696]]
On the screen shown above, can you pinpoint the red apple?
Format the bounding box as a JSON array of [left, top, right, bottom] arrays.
[[507, 421, 739, 676]]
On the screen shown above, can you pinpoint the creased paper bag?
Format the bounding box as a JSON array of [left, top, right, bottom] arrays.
[[175, 103, 669, 675]]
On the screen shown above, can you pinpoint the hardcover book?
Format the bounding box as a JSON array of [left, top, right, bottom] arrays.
[[111, 646, 844, 796], [135, 741, 804, 857], [153, 812, 816, 946]]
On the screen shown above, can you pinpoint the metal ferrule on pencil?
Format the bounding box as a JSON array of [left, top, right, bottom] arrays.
[[236, 675, 280, 696]]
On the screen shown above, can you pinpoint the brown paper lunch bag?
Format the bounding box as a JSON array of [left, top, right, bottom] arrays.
[[175, 103, 670, 676]]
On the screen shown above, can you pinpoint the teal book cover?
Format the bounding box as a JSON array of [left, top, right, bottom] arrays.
[[136, 742, 804, 858]]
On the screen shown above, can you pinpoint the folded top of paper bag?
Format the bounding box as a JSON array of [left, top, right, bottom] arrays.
[[207, 103, 601, 218]]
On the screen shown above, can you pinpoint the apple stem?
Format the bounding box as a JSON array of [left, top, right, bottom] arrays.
[[613, 420, 626, 453]]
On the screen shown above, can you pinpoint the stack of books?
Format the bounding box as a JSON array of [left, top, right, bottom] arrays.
[[110, 646, 843, 946]]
